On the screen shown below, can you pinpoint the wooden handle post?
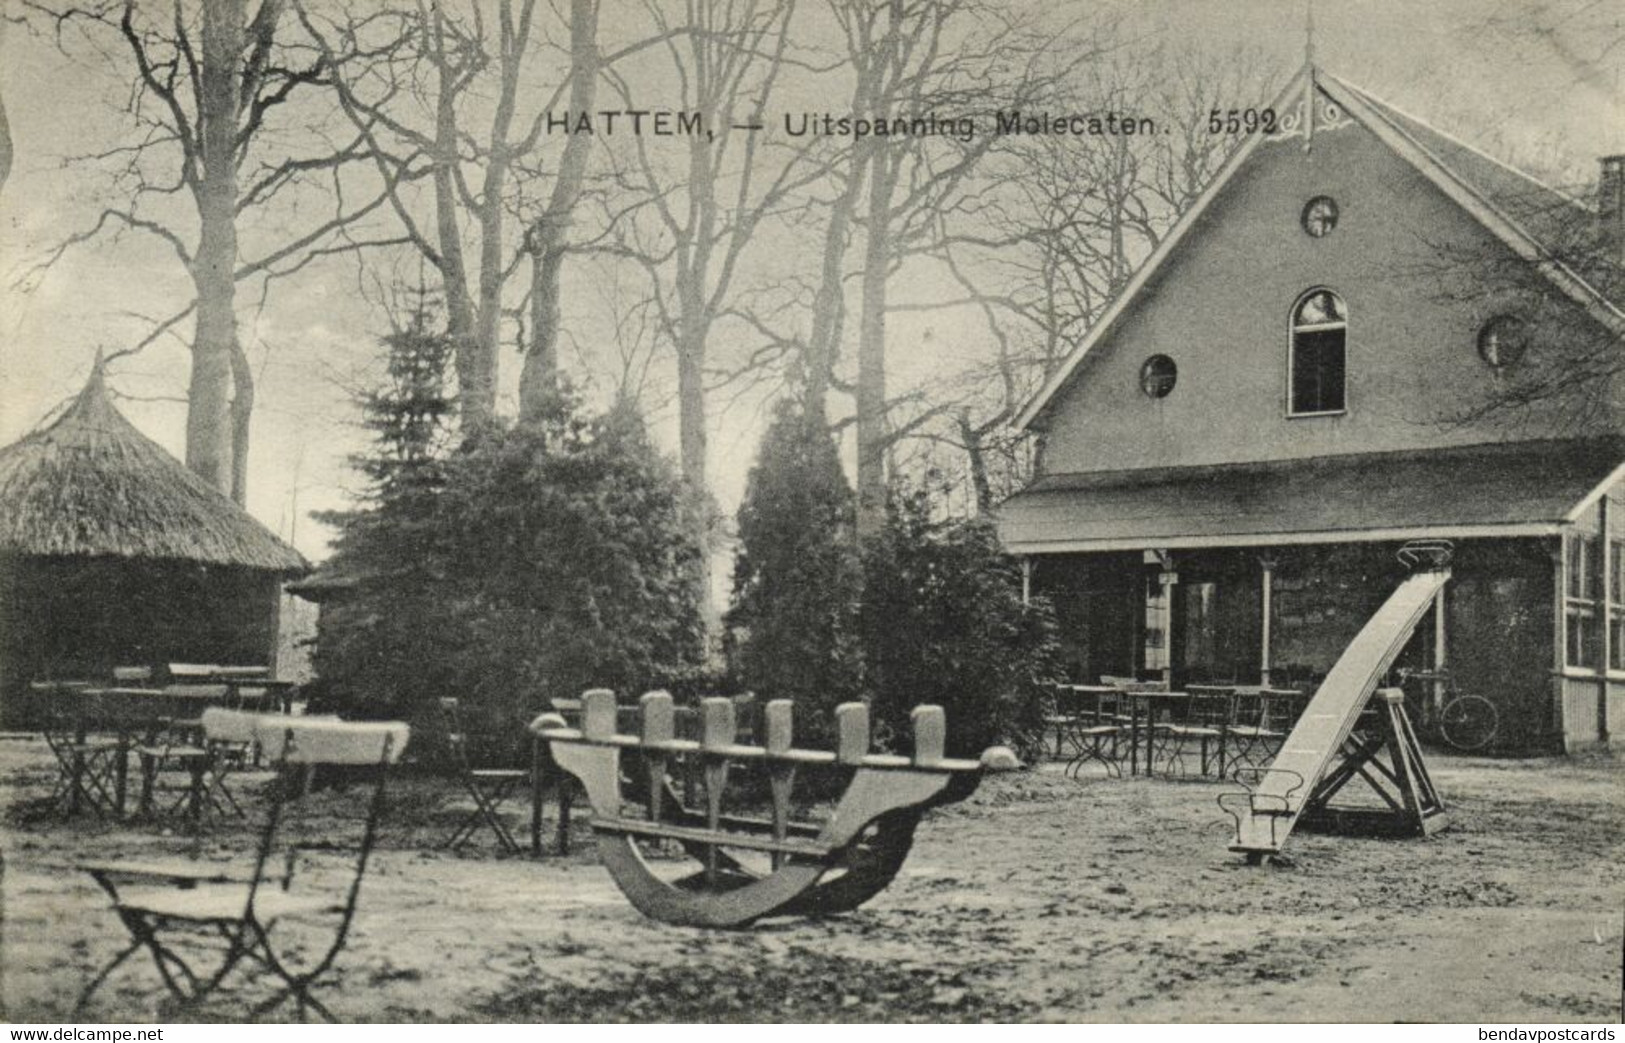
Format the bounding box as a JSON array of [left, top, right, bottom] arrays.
[[764, 699, 795, 868], [911, 705, 946, 766], [581, 688, 617, 741], [640, 690, 675, 821], [836, 703, 869, 765], [699, 697, 735, 884]]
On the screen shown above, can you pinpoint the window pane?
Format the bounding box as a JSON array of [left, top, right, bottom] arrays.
[[1612, 541, 1624, 603], [1567, 606, 1597, 668], [1291, 329, 1346, 413], [1612, 612, 1625, 671], [1294, 290, 1346, 326], [1567, 535, 1597, 599]]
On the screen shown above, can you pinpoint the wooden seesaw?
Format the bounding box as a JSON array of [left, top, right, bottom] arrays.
[[529, 689, 1018, 928]]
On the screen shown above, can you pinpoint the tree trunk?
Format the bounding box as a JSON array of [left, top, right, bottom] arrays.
[[676, 315, 711, 612], [187, 0, 244, 497], [803, 164, 862, 411], [229, 342, 255, 506], [855, 150, 896, 540], [519, 0, 599, 422], [428, 8, 488, 431], [959, 410, 992, 514], [0, 16, 12, 200]]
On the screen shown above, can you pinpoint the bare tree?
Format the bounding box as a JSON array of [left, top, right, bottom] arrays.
[[891, 43, 1281, 512], [825, 0, 1074, 535], [1408, 180, 1625, 435], [299, 0, 545, 431], [517, 0, 597, 416], [593, 0, 838, 611], [18, 0, 408, 502]]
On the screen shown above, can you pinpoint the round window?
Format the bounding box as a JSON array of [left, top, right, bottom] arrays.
[[1301, 196, 1339, 238], [1140, 355, 1177, 398], [1477, 315, 1527, 367]]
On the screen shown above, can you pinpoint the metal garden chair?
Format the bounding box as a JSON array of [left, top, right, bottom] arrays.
[[1158, 687, 1232, 778], [1221, 687, 1304, 776], [198, 707, 276, 818], [39, 684, 120, 818], [438, 697, 528, 855], [76, 717, 409, 1021], [1051, 685, 1126, 778], [135, 684, 243, 822]]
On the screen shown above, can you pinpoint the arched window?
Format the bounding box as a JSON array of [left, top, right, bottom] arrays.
[[1289, 289, 1347, 415]]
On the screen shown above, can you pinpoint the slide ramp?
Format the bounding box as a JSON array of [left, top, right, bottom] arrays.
[[1227, 568, 1448, 857]]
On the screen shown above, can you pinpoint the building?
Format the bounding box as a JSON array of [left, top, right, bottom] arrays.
[[995, 62, 1625, 753], [0, 359, 308, 724]]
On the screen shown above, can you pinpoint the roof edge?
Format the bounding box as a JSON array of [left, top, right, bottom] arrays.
[[1010, 435, 1625, 497], [1003, 522, 1561, 556]]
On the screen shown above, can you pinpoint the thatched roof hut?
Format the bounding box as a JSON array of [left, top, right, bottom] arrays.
[[0, 361, 308, 722], [0, 362, 307, 570]]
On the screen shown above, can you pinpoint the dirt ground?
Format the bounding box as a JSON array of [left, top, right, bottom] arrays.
[[1, 735, 1621, 1023]]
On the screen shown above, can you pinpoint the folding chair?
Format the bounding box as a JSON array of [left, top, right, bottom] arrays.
[[1157, 687, 1231, 778], [438, 697, 527, 855], [1222, 687, 1303, 776], [1051, 685, 1125, 779], [198, 708, 273, 818], [76, 717, 409, 1022], [40, 686, 120, 817]]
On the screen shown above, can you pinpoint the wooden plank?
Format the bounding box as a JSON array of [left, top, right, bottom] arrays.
[[592, 817, 834, 859], [1231, 569, 1448, 856]]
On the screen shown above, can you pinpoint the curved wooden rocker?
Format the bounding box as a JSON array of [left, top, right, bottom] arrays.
[[530, 689, 1013, 928]]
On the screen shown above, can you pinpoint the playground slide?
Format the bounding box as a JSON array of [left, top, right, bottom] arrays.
[[1228, 568, 1449, 857]]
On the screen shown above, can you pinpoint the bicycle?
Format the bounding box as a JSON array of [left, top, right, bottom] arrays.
[[1395, 667, 1500, 752]]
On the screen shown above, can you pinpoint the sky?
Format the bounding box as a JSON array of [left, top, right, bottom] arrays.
[[0, 0, 1620, 565]]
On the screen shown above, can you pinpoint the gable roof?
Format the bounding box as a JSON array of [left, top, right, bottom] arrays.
[[1337, 80, 1592, 250], [0, 362, 309, 573], [1013, 65, 1625, 432]]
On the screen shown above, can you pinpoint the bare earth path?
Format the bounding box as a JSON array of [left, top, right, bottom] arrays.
[[2, 738, 1620, 1022]]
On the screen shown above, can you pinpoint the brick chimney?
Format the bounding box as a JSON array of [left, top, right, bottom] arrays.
[[1601, 154, 1625, 264]]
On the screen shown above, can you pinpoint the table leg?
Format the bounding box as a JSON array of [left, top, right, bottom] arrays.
[[556, 778, 572, 856], [1130, 704, 1141, 777], [137, 756, 155, 818], [68, 749, 85, 816], [531, 738, 545, 858], [188, 759, 206, 830], [114, 741, 129, 817]]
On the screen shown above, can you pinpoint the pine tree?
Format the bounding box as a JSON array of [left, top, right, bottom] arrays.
[[725, 401, 863, 743], [310, 315, 458, 719]]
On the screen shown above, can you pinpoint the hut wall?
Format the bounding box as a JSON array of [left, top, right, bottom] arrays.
[[0, 556, 281, 725]]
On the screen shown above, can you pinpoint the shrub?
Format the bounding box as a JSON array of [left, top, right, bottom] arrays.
[[313, 335, 705, 761], [860, 488, 1060, 760]]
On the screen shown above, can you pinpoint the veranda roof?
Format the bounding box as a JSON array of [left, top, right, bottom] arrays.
[[997, 438, 1625, 554], [0, 361, 308, 573]]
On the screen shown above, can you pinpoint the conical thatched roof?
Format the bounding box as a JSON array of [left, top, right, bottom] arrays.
[[0, 361, 309, 573]]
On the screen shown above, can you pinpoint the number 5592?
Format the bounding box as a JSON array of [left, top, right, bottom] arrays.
[[1208, 108, 1277, 134]]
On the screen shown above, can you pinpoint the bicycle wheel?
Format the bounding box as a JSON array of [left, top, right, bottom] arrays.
[[1439, 694, 1499, 752]]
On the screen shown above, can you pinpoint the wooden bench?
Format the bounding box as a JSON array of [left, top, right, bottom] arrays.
[[530, 689, 1016, 928]]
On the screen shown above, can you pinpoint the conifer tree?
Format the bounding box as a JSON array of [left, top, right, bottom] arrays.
[[726, 401, 864, 741]]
